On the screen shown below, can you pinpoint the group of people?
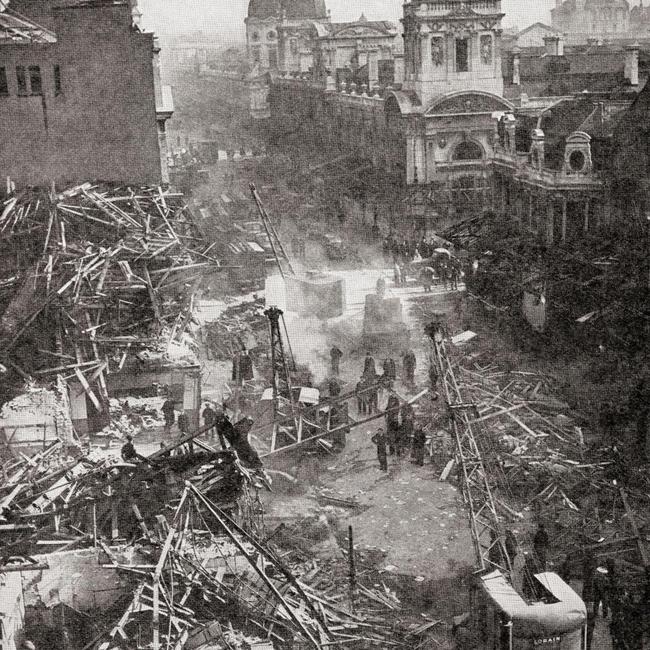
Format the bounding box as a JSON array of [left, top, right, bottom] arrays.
[[162, 397, 190, 435], [382, 233, 439, 266], [581, 553, 648, 650], [371, 399, 427, 471]]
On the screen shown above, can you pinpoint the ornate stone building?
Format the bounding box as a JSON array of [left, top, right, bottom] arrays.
[[264, 0, 648, 241], [551, 0, 650, 44]]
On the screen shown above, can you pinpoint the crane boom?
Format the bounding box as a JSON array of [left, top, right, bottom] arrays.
[[426, 322, 512, 576], [249, 183, 295, 278]]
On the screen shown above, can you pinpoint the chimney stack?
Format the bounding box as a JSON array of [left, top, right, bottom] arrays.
[[544, 35, 564, 56]]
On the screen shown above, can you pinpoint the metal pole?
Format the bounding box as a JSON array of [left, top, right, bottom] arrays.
[[348, 525, 356, 613]]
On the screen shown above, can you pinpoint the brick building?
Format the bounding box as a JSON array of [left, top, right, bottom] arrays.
[[0, 0, 173, 189]]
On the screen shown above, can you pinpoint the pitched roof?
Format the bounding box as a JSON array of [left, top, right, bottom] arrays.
[[517, 22, 562, 37]]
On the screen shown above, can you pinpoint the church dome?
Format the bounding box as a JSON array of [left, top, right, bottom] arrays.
[[282, 0, 327, 19], [247, 0, 282, 20], [248, 0, 328, 20]]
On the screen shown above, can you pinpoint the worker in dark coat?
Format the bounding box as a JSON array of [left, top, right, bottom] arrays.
[[383, 357, 396, 380], [330, 345, 343, 376], [363, 354, 376, 379], [162, 398, 175, 434], [328, 376, 341, 397], [400, 402, 414, 456], [367, 381, 378, 414], [356, 379, 368, 415], [411, 426, 426, 466], [402, 349, 416, 386], [177, 410, 190, 435], [202, 403, 217, 438], [385, 395, 401, 456], [121, 435, 146, 463], [371, 428, 388, 471], [239, 349, 254, 381], [428, 363, 439, 391], [533, 523, 549, 570]]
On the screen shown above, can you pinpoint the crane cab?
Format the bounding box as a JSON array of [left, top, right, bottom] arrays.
[[465, 570, 586, 650]]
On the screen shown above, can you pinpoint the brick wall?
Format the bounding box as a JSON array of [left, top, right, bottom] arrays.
[[0, 3, 165, 187]]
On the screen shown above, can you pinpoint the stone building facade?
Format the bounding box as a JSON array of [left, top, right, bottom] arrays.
[[0, 0, 173, 188], [263, 0, 648, 241], [551, 0, 650, 44]]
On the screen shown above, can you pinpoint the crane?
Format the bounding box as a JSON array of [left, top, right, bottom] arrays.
[[426, 321, 512, 575], [426, 321, 587, 650]]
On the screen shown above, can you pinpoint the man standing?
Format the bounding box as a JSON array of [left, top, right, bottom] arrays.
[[383, 357, 396, 383], [330, 345, 343, 376], [403, 349, 416, 387], [177, 410, 190, 436], [411, 426, 426, 466], [367, 382, 378, 414], [328, 376, 341, 397], [400, 402, 415, 457], [363, 353, 376, 379], [356, 379, 367, 415], [371, 428, 388, 471], [162, 397, 175, 434], [533, 523, 550, 571], [385, 395, 400, 456], [202, 403, 217, 439]]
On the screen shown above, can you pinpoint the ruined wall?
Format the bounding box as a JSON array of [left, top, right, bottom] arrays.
[[22, 548, 129, 612], [0, 4, 164, 187]]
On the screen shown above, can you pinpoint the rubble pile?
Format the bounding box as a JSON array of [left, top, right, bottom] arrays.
[[203, 298, 267, 361], [450, 344, 650, 586], [0, 438, 260, 558], [0, 183, 217, 409], [70, 484, 408, 650]]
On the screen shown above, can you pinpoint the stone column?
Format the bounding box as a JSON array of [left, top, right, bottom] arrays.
[[528, 192, 534, 231], [561, 197, 567, 242], [583, 198, 590, 234]]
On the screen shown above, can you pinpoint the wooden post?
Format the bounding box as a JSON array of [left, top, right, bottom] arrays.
[[348, 525, 356, 613], [109, 487, 119, 540], [92, 500, 97, 547]]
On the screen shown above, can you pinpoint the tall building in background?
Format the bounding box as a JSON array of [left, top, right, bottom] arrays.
[[0, 0, 173, 188], [552, 0, 650, 44]]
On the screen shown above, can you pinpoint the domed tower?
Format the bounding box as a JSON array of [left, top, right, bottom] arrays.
[[276, 0, 331, 74], [245, 0, 282, 72]]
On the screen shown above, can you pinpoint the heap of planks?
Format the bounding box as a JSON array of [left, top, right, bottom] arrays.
[[0, 183, 221, 412]]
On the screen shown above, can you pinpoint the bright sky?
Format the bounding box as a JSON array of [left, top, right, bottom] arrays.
[[139, 0, 559, 41]]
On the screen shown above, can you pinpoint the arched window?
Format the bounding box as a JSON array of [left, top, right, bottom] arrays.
[[452, 140, 484, 161]]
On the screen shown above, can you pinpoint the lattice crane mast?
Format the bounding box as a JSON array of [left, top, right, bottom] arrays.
[[426, 321, 512, 576]]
